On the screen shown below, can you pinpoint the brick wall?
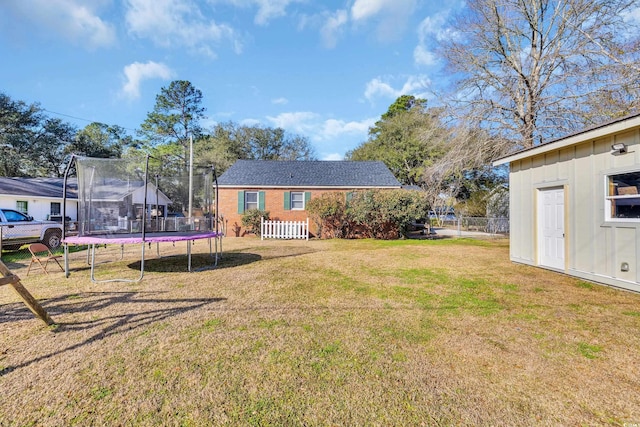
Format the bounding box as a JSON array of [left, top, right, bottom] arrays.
[[218, 187, 350, 237]]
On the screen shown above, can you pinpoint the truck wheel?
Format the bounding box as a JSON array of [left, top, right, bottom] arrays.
[[44, 230, 62, 249]]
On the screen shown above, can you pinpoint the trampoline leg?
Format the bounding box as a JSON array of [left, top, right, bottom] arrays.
[[90, 244, 97, 282], [64, 244, 70, 278], [188, 240, 192, 272], [139, 243, 145, 281]]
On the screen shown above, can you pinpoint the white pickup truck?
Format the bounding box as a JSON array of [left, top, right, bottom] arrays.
[[0, 208, 64, 250]]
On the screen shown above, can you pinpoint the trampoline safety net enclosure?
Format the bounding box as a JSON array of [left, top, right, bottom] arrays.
[[63, 155, 223, 282]]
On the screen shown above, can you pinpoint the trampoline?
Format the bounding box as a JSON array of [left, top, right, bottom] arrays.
[[62, 155, 224, 283]]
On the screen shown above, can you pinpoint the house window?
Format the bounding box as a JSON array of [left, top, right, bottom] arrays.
[[51, 202, 61, 216], [290, 192, 304, 210], [284, 191, 311, 210], [245, 191, 259, 211], [16, 201, 28, 214], [606, 170, 640, 220], [237, 191, 265, 213]]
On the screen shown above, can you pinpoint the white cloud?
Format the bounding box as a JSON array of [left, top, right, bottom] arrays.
[[253, 0, 301, 25], [3, 0, 115, 48], [124, 0, 242, 57], [266, 112, 320, 134], [267, 112, 374, 142], [321, 118, 375, 140], [271, 97, 289, 105], [350, 0, 389, 22], [240, 118, 262, 126], [211, 0, 302, 25], [413, 7, 462, 68], [322, 153, 344, 161], [416, 13, 453, 43], [301, 0, 414, 48], [320, 9, 348, 48], [256, 112, 375, 158], [350, 0, 415, 41], [121, 61, 176, 99], [365, 78, 399, 100], [413, 45, 437, 67], [364, 75, 432, 102]]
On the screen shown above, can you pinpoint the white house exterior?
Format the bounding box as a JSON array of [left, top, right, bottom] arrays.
[[494, 113, 640, 293], [0, 177, 78, 221]]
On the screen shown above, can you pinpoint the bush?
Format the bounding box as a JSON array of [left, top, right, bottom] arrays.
[[241, 209, 269, 236], [306, 192, 348, 238], [306, 190, 428, 239], [348, 189, 429, 239]]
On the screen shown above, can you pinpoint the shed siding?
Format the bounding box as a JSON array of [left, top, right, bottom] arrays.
[[615, 227, 636, 283], [508, 126, 640, 292]]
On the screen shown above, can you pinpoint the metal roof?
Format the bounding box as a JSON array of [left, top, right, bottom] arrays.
[[217, 160, 402, 188]]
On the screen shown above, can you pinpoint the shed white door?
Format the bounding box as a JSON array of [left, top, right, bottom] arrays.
[[538, 187, 565, 270]]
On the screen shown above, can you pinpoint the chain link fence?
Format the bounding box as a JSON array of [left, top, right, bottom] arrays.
[[0, 222, 76, 262], [435, 217, 510, 236]]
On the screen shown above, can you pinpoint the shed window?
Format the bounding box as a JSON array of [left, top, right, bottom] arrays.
[[606, 171, 640, 220]]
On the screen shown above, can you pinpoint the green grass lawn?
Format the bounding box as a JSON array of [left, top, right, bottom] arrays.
[[1, 237, 639, 426]]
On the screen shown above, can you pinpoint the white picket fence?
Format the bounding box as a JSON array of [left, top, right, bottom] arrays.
[[261, 217, 309, 240]]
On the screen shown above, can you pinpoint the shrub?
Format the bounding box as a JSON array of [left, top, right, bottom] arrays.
[[348, 189, 429, 239], [306, 190, 428, 239], [241, 209, 269, 236], [306, 192, 348, 238]]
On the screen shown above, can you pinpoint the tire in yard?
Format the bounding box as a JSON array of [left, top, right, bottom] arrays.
[[43, 229, 62, 250]]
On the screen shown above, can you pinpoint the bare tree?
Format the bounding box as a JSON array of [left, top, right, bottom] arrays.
[[421, 122, 504, 213], [438, 0, 640, 152]]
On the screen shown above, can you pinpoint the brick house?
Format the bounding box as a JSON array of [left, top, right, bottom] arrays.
[[217, 160, 402, 236]]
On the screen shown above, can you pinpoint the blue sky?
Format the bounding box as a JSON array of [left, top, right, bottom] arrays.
[[0, 0, 461, 160]]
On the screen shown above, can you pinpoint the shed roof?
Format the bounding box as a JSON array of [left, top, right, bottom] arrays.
[[217, 160, 402, 188], [493, 112, 640, 166], [0, 177, 78, 199]]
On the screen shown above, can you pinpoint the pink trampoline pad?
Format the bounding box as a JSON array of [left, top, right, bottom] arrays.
[[64, 231, 221, 245]]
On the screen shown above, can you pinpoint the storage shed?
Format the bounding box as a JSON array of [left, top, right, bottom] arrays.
[[493, 113, 640, 293]]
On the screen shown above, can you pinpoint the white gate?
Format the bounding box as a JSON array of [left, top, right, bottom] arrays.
[[261, 218, 309, 240]]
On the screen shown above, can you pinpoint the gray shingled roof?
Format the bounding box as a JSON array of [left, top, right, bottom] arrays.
[[217, 160, 402, 188], [0, 177, 78, 199]]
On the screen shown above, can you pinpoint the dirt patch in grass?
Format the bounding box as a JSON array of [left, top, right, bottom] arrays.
[[1, 237, 639, 425]]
